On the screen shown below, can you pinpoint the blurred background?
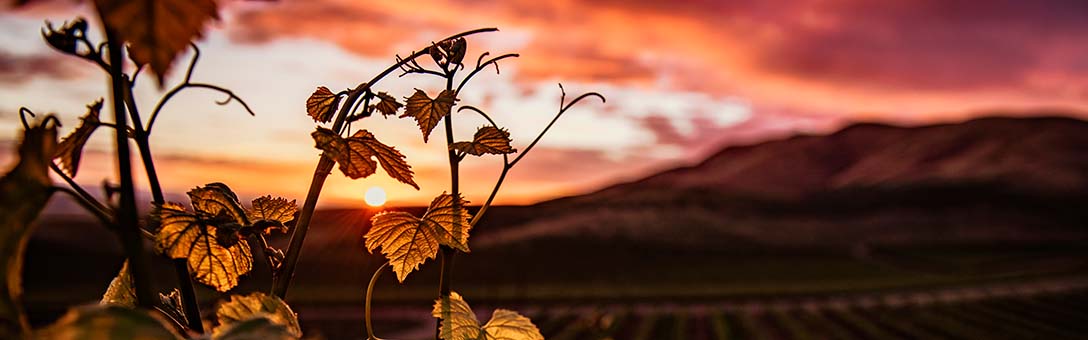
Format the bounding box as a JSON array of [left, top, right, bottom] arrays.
[[4, 0, 1088, 338]]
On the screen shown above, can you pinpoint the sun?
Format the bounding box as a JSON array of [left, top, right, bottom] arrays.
[[364, 186, 387, 207]]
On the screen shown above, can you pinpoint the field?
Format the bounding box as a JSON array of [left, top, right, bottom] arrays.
[[21, 211, 1088, 339]]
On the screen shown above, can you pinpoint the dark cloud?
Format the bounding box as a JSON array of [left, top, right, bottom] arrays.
[[749, 0, 1088, 91], [640, 115, 687, 146], [0, 51, 84, 83]]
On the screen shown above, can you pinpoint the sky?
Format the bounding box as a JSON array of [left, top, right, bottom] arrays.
[[2, 0, 1087, 208]]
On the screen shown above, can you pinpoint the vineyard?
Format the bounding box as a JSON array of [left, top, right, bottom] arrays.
[[298, 277, 1088, 339], [22, 212, 1088, 339]]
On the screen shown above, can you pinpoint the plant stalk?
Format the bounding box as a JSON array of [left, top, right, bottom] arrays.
[[102, 26, 154, 308], [125, 81, 204, 332], [435, 68, 459, 340], [271, 82, 365, 298], [364, 262, 388, 340]]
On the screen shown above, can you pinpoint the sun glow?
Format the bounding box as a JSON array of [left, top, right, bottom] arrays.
[[364, 186, 387, 207]]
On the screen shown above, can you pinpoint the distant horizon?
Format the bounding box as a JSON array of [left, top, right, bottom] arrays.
[[19, 111, 1087, 214]]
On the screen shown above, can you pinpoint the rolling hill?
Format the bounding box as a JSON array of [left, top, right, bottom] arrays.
[[474, 115, 1088, 249]]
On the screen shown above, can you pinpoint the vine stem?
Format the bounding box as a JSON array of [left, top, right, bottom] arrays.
[[272, 28, 499, 299], [435, 58, 461, 340], [124, 77, 204, 332], [364, 262, 389, 340], [102, 24, 154, 308], [457, 87, 605, 229]]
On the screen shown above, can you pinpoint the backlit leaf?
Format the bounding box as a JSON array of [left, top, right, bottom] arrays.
[[451, 126, 516, 156], [347, 130, 418, 189], [401, 89, 456, 142], [187, 183, 248, 225], [0, 120, 56, 338], [311, 127, 419, 189], [481, 310, 544, 340], [99, 261, 135, 307], [94, 0, 219, 86], [421, 193, 472, 252], [433, 292, 480, 340], [214, 292, 301, 339], [366, 193, 471, 282], [306, 86, 339, 123], [365, 212, 441, 282], [213, 316, 299, 340], [33, 305, 182, 340], [53, 99, 102, 177], [155, 203, 253, 292], [247, 196, 297, 234], [432, 292, 543, 340], [373, 92, 402, 117], [311, 127, 347, 160]]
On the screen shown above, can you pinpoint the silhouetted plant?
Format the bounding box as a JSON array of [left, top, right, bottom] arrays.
[[2, 1, 302, 339], [282, 28, 604, 340], [1, 2, 601, 340]]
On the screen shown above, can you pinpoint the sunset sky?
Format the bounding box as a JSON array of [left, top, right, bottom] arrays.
[[2, 0, 1087, 208]]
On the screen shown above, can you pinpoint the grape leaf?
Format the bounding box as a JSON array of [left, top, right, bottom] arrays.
[[0, 120, 56, 338], [53, 99, 102, 177], [311, 127, 419, 189], [305, 86, 340, 123], [214, 292, 301, 338], [450, 126, 517, 156], [347, 130, 418, 189], [432, 292, 543, 340], [99, 261, 135, 307], [447, 38, 467, 66], [373, 92, 402, 117], [421, 193, 472, 252], [366, 193, 471, 282], [247, 196, 298, 234], [213, 316, 299, 340], [364, 213, 440, 283], [33, 305, 182, 340], [428, 38, 467, 67], [93, 0, 219, 87], [155, 203, 253, 292], [401, 89, 456, 142], [187, 183, 248, 225]]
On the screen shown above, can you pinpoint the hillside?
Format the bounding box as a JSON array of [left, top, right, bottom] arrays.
[[474, 116, 1088, 249]]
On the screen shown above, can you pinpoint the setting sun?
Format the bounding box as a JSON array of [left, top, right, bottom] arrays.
[[364, 186, 387, 207]]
